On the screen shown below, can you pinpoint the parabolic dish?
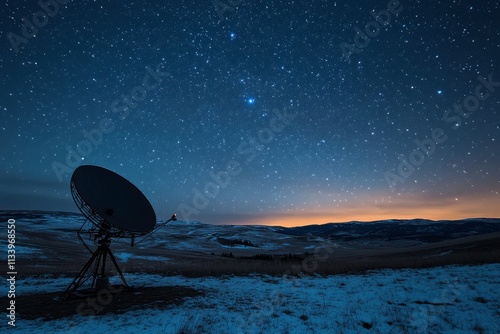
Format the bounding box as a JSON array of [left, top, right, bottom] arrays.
[[71, 165, 156, 235]]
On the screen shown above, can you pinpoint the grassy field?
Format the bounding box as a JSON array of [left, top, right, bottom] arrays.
[[17, 230, 500, 278]]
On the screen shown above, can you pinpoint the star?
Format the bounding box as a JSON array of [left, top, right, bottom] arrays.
[[1, 0, 498, 226]]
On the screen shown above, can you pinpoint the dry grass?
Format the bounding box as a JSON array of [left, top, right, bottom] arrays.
[[37, 247, 497, 279], [16, 231, 500, 278]]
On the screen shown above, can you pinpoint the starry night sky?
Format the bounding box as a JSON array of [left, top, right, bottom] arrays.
[[1, 0, 499, 226]]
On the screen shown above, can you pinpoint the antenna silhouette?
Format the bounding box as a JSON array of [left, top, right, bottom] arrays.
[[64, 165, 175, 298]]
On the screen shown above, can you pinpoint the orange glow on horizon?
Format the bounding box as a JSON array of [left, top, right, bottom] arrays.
[[234, 194, 500, 227]]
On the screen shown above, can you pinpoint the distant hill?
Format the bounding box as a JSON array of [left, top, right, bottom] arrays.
[[275, 218, 500, 243], [2, 210, 500, 276], [2, 210, 500, 249]]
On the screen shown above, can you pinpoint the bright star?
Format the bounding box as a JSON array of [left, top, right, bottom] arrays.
[[247, 98, 255, 105], [230, 32, 236, 40], [437, 90, 443, 94]]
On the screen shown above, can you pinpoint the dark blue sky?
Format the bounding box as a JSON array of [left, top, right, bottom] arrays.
[[1, 0, 499, 225]]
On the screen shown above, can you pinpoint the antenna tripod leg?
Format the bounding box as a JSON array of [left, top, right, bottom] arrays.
[[64, 236, 129, 299], [64, 244, 103, 298], [106, 247, 129, 288]]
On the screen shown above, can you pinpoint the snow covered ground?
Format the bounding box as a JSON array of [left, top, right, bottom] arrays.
[[12, 263, 500, 333]]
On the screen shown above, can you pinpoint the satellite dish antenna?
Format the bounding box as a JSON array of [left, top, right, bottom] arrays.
[[64, 165, 176, 298]]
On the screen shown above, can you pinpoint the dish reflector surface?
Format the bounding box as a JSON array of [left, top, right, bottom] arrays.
[[71, 165, 156, 234]]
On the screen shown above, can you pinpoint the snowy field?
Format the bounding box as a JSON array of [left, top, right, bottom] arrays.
[[11, 263, 500, 333]]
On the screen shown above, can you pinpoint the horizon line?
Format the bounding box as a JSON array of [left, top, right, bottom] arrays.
[[2, 208, 499, 228]]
